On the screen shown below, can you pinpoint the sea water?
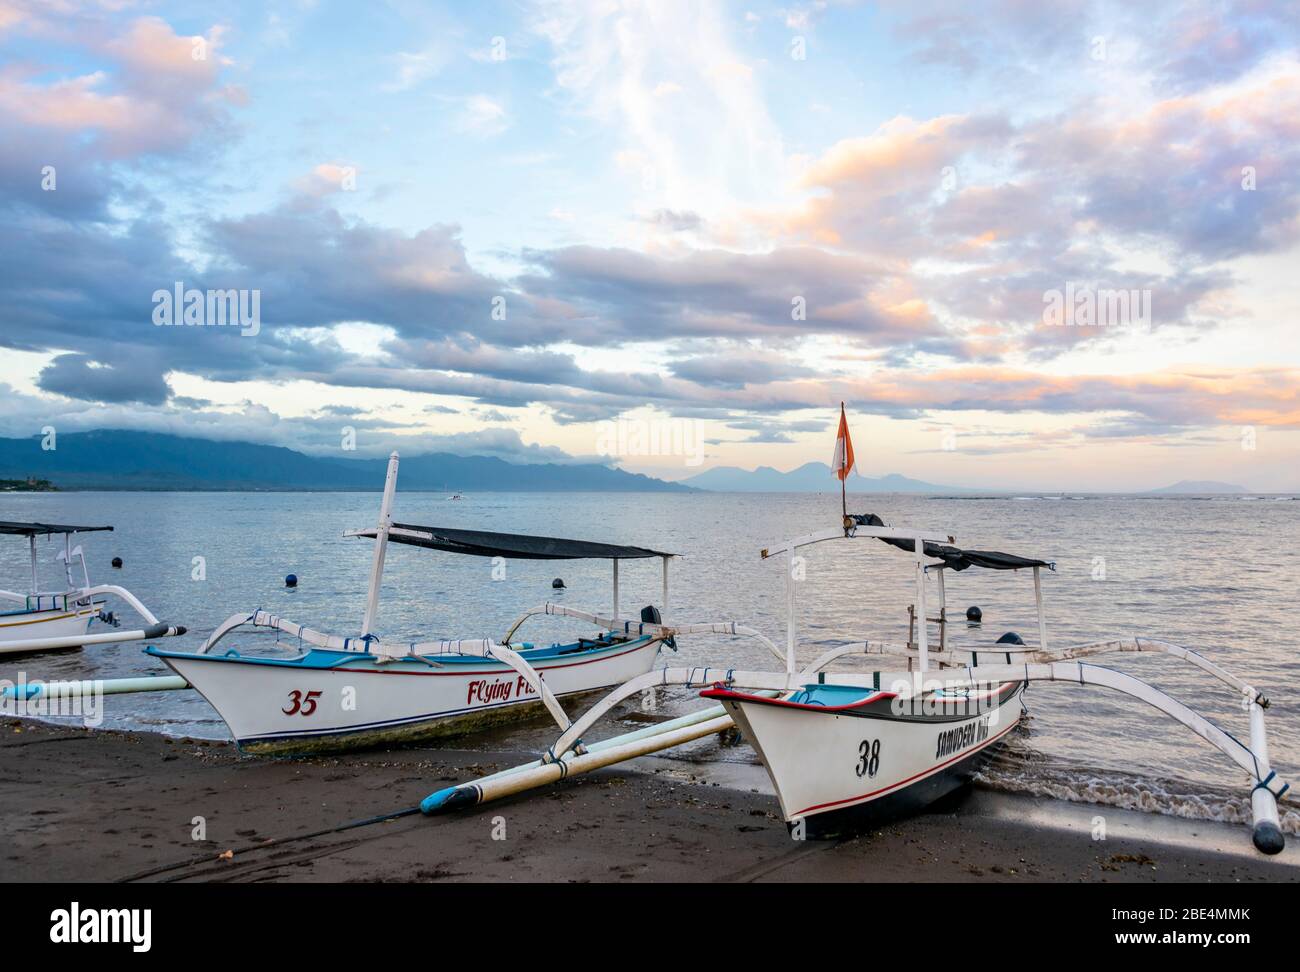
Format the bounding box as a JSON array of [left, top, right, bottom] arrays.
[[2, 490, 1297, 832]]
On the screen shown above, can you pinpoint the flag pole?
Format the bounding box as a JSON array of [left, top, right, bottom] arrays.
[[840, 401, 848, 526]]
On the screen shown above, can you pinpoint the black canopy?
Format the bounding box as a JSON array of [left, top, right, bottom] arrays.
[[851, 514, 1052, 572], [354, 523, 672, 560], [0, 521, 113, 538]]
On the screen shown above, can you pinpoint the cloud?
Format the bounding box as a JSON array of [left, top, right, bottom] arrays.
[[518, 244, 944, 346], [885, 0, 1091, 80], [530, 0, 786, 216], [455, 94, 509, 136], [0, 381, 597, 464], [201, 198, 539, 346], [833, 365, 1300, 429], [37, 351, 172, 405], [645, 208, 704, 232], [0, 0, 1296, 478], [295, 164, 358, 196], [0, 17, 241, 160], [669, 347, 816, 388], [743, 54, 1300, 361], [0, 13, 241, 225], [385, 44, 453, 91]]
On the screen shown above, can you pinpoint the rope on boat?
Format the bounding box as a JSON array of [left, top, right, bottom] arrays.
[[1253, 771, 1289, 799]]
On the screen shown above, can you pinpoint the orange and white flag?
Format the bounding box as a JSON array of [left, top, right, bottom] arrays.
[[831, 402, 855, 481]]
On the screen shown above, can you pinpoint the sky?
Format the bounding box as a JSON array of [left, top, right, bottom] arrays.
[[1, 0, 1298, 490]]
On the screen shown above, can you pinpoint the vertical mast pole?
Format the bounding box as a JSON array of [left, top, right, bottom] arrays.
[[612, 559, 620, 619], [786, 548, 797, 675], [361, 452, 399, 638], [661, 556, 669, 617], [915, 535, 929, 672], [29, 535, 37, 595], [839, 401, 848, 526], [935, 566, 947, 652], [1033, 565, 1048, 652], [63, 533, 74, 589]]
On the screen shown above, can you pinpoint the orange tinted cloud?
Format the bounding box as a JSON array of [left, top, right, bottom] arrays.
[[0, 16, 240, 157]]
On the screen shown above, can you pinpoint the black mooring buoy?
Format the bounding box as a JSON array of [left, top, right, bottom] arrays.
[[285, 573, 298, 588], [966, 605, 982, 622], [552, 577, 565, 589], [111, 557, 123, 569], [996, 631, 1025, 646]]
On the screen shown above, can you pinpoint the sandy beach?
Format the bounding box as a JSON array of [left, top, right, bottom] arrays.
[[3, 716, 1295, 884]]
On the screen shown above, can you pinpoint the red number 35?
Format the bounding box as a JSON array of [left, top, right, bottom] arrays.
[[283, 689, 323, 716]]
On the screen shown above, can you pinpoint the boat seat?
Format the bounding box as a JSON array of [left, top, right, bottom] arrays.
[[24, 594, 69, 612]]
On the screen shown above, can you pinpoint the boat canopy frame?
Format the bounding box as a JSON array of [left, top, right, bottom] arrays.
[[346, 453, 677, 634], [761, 513, 1055, 674]]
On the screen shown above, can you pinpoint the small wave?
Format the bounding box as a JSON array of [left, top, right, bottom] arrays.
[[978, 746, 1300, 835]]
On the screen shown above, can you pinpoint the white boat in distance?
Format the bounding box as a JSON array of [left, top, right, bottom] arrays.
[[0, 521, 185, 656], [147, 453, 775, 755]]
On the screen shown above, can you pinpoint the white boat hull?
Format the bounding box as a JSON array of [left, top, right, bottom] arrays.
[[0, 602, 100, 655], [706, 681, 1024, 837], [154, 635, 665, 755]]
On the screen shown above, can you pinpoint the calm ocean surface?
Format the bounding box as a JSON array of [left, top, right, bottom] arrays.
[[3, 489, 1298, 831]]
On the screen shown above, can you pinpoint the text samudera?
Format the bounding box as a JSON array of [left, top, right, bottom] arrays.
[[934, 716, 990, 759]]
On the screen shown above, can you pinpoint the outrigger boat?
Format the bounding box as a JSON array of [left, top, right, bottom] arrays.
[[420, 411, 1290, 856], [145, 453, 778, 755], [0, 521, 185, 656]]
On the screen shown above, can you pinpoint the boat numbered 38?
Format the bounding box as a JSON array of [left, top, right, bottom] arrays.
[[421, 408, 1291, 857]]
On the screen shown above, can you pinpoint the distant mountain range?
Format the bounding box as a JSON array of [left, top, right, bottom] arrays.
[[0, 430, 689, 492], [0, 431, 1271, 494], [1142, 480, 1249, 494], [680, 462, 971, 493], [679, 463, 1266, 495]]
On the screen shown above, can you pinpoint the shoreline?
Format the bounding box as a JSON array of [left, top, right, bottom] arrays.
[[3, 717, 1296, 883]]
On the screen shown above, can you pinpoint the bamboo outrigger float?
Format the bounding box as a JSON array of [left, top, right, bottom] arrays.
[[0, 521, 185, 656], [421, 416, 1291, 857]]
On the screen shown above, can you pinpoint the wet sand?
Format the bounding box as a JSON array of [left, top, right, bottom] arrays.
[[3, 716, 1296, 883]]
